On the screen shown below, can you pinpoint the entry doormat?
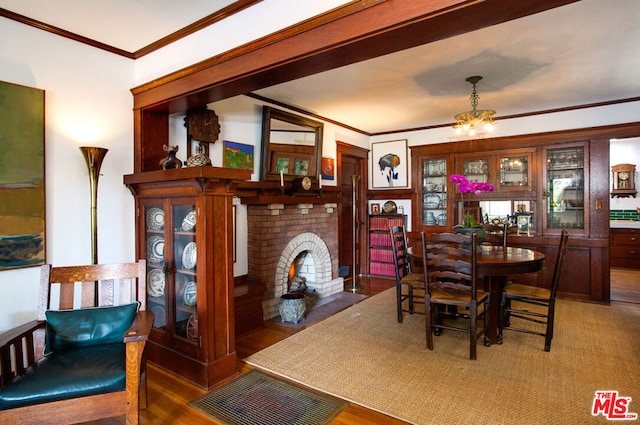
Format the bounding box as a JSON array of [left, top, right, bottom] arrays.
[[189, 370, 348, 425]]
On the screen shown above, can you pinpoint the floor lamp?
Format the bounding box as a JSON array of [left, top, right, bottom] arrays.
[[80, 146, 108, 265], [350, 175, 361, 291]]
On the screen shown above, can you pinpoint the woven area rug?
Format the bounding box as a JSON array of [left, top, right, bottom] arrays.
[[245, 288, 640, 425], [189, 370, 348, 425]]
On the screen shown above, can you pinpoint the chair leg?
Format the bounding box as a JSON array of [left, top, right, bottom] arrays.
[[425, 300, 434, 350], [408, 285, 414, 313], [469, 303, 477, 360], [498, 293, 506, 343], [396, 282, 403, 323], [544, 301, 555, 352]]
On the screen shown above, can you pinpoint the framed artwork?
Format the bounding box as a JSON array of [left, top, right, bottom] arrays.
[[0, 81, 46, 270], [223, 140, 254, 170], [372, 139, 408, 188], [321, 157, 335, 180], [371, 203, 380, 215], [293, 157, 310, 176], [517, 213, 532, 236], [274, 156, 290, 174]]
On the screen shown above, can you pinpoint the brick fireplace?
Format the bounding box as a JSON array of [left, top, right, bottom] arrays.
[[247, 202, 344, 319]]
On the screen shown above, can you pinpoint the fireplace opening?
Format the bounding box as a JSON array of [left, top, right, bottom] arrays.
[[287, 251, 314, 294]]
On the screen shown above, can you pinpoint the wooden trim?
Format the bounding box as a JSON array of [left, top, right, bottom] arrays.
[[0, 1, 265, 60], [131, 0, 577, 111], [0, 7, 134, 58], [132, 0, 264, 58]]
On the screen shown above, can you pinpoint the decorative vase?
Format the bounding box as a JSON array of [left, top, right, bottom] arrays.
[[279, 292, 306, 324], [454, 226, 487, 249]]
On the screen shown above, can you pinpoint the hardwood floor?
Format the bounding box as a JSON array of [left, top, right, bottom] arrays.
[[610, 267, 640, 304], [85, 276, 406, 425]]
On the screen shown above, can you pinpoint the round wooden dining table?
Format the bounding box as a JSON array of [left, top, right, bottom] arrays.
[[410, 245, 546, 345], [475, 246, 546, 345]]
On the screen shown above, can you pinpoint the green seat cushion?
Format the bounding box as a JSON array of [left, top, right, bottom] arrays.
[[0, 344, 126, 410], [44, 302, 139, 354]]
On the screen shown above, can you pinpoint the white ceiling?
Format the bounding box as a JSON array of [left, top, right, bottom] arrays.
[[1, 0, 639, 134]]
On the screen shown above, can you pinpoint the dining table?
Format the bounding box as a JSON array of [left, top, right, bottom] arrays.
[[410, 244, 546, 345]]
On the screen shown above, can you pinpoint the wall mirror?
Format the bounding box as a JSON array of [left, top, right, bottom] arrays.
[[260, 106, 323, 182]]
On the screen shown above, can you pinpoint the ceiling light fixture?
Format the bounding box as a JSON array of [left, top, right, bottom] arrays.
[[453, 76, 496, 136]]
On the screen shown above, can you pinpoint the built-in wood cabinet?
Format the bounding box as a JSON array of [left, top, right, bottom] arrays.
[[410, 127, 626, 303], [610, 228, 640, 269], [124, 167, 250, 389]]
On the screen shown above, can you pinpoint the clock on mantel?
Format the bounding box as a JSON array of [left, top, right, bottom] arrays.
[[611, 163, 637, 198]]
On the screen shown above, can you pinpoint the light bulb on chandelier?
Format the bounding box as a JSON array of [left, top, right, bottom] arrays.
[[453, 76, 496, 136]]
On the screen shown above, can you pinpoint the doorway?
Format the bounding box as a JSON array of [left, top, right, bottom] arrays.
[[336, 142, 368, 282]]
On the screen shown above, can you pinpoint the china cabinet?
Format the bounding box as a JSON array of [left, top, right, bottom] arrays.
[[368, 214, 406, 277], [124, 166, 250, 389], [542, 142, 589, 236], [417, 155, 453, 228]]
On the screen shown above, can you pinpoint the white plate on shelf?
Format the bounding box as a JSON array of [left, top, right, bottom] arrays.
[[182, 242, 197, 269], [146, 236, 164, 263], [146, 207, 164, 230], [424, 194, 441, 208], [181, 211, 197, 231], [183, 281, 197, 306], [147, 269, 165, 297]]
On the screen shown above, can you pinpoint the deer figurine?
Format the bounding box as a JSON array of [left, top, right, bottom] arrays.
[[159, 144, 183, 169]]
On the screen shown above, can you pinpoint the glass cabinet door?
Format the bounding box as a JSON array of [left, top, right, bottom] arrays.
[[143, 201, 200, 350], [544, 144, 587, 233], [172, 203, 198, 345], [422, 158, 448, 227], [463, 158, 489, 183], [499, 155, 528, 189], [144, 204, 167, 335]]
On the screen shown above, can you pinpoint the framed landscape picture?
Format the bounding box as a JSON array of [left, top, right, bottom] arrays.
[[223, 140, 254, 170], [372, 139, 408, 188], [0, 81, 46, 270]]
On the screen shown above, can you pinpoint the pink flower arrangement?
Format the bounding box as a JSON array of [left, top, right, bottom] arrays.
[[450, 174, 494, 227]]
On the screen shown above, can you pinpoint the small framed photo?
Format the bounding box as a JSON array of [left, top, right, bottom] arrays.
[[371, 203, 381, 215], [517, 213, 531, 236]]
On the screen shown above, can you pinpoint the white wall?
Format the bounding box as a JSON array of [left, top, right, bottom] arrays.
[[0, 17, 135, 331]]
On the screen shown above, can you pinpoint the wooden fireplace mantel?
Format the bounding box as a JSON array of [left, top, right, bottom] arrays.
[[236, 181, 341, 205]]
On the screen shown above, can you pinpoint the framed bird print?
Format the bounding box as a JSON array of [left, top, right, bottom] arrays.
[[372, 139, 408, 188]]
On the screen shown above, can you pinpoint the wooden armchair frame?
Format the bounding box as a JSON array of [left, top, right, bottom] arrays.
[[0, 260, 153, 425]]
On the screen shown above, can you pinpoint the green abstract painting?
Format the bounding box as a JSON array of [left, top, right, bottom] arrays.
[[223, 140, 254, 170], [0, 81, 45, 270]]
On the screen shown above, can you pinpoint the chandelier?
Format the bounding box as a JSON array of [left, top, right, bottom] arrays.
[[453, 76, 496, 136]]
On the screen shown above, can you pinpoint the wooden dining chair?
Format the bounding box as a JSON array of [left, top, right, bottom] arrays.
[[499, 229, 569, 351], [483, 222, 509, 248], [389, 225, 426, 323], [423, 231, 488, 360]]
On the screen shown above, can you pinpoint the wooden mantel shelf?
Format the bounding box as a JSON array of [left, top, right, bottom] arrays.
[[236, 181, 341, 205], [124, 166, 251, 185]]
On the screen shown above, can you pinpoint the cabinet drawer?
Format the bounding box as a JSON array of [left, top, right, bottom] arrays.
[[611, 246, 640, 259], [612, 233, 640, 246]]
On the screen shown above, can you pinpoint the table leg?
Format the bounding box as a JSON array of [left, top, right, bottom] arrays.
[[484, 275, 507, 345]]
